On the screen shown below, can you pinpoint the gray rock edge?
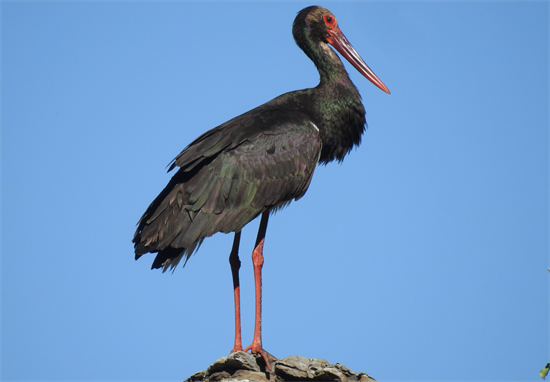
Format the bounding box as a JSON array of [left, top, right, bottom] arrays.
[[184, 352, 376, 382]]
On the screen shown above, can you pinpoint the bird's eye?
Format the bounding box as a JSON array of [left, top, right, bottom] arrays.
[[323, 15, 336, 28]]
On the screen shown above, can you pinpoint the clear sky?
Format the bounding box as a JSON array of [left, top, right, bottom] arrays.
[[1, 1, 548, 381]]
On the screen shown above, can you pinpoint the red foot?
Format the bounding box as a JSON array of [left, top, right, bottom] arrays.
[[244, 342, 276, 371]]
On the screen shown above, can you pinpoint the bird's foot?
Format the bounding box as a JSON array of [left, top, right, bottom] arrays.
[[244, 342, 276, 371]]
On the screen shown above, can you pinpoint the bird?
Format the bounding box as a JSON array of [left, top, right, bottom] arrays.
[[133, 5, 389, 371]]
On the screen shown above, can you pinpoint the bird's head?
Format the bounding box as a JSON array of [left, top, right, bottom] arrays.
[[293, 6, 390, 94]]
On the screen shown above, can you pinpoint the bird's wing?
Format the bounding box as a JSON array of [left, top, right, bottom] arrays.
[[169, 105, 297, 171], [133, 108, 322, 271]]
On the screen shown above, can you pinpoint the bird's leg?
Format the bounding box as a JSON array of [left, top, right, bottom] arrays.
[[229, 231, 243, 353], [244, 211, 276, 370]]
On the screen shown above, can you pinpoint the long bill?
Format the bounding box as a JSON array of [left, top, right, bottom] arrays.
[[328, 29, 390, 94]]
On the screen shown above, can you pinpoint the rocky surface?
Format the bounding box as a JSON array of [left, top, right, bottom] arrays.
[[184, 351, 376, 382]]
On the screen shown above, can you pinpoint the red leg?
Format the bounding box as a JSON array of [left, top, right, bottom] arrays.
[[229, 231, 243, 353], [244, 212, 276, 370]]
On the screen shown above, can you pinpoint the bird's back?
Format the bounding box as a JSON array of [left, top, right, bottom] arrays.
[[133, 102, 322, 271]]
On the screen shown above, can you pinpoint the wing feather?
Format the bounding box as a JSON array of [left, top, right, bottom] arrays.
[[133, 107, 322, 271]]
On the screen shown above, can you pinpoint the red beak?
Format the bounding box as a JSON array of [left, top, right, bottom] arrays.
[[328, 29, 390, 94]]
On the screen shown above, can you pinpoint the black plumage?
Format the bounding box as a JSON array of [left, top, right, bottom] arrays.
[[134, 108, 321, 270]]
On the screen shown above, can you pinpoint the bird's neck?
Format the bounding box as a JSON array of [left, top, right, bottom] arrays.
[[305, 46, 366, 164]]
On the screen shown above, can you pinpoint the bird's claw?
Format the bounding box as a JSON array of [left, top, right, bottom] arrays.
[[243, 343, 276, 371]]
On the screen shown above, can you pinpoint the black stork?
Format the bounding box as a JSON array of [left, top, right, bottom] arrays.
[[133, 5, 389, 370]]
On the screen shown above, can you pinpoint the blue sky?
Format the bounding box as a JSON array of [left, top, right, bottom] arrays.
[[1, 1, 548, 381]]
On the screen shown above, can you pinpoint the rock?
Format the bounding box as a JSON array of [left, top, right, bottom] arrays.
[[183, 352, 376, 382]]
